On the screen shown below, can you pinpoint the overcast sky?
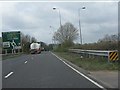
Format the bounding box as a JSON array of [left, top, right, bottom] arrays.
[[0, 1, 118, 44]]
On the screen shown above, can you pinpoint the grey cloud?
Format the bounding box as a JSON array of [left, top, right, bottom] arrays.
[[1, 1, 118, 44]]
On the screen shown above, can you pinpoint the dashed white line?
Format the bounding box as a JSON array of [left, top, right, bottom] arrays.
[[25, 61, 28, 64], [4, 72, 14, 79], [51, 52, 105, 89]]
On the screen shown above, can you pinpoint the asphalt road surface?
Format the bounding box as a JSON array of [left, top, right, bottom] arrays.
[[2, 51, 104, 88]]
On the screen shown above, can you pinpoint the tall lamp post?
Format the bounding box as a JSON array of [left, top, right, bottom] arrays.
[[53, 7, 63, 47], [78, 6, 85, 45]]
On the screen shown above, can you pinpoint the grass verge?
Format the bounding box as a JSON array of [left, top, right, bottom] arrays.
[[54, 52, 118, 71], [2, 53, 23, 60]]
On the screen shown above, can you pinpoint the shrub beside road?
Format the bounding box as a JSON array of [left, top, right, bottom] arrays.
[[54, 52, 118, 71]]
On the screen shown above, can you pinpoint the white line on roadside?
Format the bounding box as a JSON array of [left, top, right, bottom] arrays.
[[51, 52, 105, 89], [25, 61, 28, 64], [4, 72, 14, 79]]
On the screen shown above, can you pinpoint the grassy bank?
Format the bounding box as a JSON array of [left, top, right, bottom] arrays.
[[54, 52, 118, 71], [2, 53, 23, 60]]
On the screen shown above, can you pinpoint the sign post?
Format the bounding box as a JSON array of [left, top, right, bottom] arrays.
[[2, 31, 21, 54]]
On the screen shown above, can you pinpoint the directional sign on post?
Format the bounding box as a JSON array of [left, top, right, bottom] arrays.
[[2, 31, 21, 49]]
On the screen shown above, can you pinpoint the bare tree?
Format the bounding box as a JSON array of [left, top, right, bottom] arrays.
[[53, 22, 79, 46], [31, 37, 37, 43], [21, 32, 37, 53], [21, 33, 31, 43]]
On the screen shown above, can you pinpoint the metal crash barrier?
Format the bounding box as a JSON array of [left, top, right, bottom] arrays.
[[69, 49, 119, 62]]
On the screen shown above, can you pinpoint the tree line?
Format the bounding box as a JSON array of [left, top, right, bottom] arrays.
[[1, 32, 38, 54], [21, 33, 37, 53], [72, 34, 118, 50], [0, 22, 118, 54], [52, 22, 118, 51], [1, 32, 50, 54]]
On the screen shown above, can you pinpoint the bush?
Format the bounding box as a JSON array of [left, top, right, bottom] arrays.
[[23, 42, 30, 53], [53, 46, 69, 52]]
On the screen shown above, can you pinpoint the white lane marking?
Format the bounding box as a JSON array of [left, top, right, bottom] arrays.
[[4, 72, 14, 79], [51, 52, 105, 89], [25, 61, 28, 64]]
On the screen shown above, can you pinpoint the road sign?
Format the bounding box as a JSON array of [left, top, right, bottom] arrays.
[[2, 31, 21, 49], [109, 51, 118, 61]]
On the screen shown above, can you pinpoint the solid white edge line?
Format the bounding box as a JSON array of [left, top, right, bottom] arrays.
[[4, 72, 14, 79], [51, 52, 105, 89], [25, 61, 28, 64]]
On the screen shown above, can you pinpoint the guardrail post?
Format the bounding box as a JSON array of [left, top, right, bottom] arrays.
[[89, 54, 91, 58], [5, 49, 7, 55], [92, 54, 94, 59], [108, 52, 110, 63]]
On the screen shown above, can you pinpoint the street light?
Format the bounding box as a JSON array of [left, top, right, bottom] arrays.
[[52, 7, 62, 28], [52, 7, 63, 45], [78, 6, 85, 45]]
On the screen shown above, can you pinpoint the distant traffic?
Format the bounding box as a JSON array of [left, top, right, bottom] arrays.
[[30, 42, 41, 54]]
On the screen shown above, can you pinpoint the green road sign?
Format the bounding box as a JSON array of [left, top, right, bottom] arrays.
[[2, 31, 21, 49]]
